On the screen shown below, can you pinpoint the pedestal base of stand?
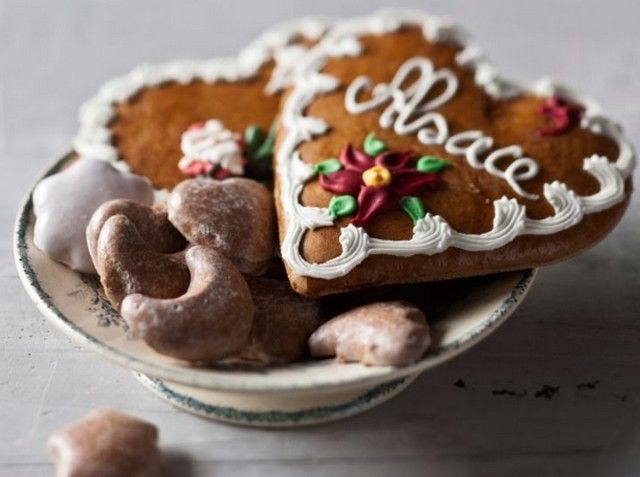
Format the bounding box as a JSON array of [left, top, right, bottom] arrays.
[[135, 372, 419, 427]]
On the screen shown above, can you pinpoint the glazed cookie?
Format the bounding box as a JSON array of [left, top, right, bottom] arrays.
[[238, 277, 324, 364], [92, 213, 189, 309], [33, 159, 153, 274], [275, 10, 635, 296], [121, 246, 254, 362], [47, 409, 166, 477], [309, 301, 430, 366], [73, 18, 330, 189], [167, 177, 276, 275], [86, 198, 186, 264]]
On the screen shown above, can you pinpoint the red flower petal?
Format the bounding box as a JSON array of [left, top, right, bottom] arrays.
[[374, 150, 414, 171], [180, 160, 214, 177], [340, 145, 374, 171], [537, 97, 583, 137], [352, 186, 397, 226], [391, 170, 441, 197], [320, 169, 362, 195], [187, 121, 206, 132]]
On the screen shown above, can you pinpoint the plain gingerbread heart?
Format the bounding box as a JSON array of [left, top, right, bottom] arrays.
[[167, 178, 276, 276]]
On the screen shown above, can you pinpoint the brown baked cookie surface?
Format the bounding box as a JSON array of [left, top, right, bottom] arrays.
[[275, 11, 635, 297], [73, 18, 329, 189], [112, 67, 281, 189]]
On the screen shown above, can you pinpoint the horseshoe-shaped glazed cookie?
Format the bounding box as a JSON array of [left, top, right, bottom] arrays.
[[121, 246, 254, 362], [87, 199, 186, 265], [92, 214, 189, 309]]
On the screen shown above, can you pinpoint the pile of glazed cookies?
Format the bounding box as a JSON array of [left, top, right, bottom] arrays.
[[34, 159, 429, 367], [32, 9, 634, 372]]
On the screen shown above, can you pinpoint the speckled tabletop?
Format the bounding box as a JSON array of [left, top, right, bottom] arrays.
[[2, 1, 639, 476]]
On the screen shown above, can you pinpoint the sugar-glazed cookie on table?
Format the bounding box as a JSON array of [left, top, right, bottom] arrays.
[[274, 9, 635, 297]]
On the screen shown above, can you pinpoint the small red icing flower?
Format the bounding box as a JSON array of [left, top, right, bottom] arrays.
[[317, 134, 449, 226], [178, 120, 276, 182], [536, 96, 584, 137]]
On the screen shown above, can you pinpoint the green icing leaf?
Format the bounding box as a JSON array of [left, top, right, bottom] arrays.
[[314, 158, 342, 175], [363, 132, 387, 156], [244, 124, 277, 182], [400, 196, 426, 224], [328, 195, 357, 219], [416, 155, 452, 173], [244, 125, 266, 157], [253, 126, 277, 164]]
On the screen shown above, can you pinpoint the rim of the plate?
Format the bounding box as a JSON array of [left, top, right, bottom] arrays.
[[14, 154, 537, 394]]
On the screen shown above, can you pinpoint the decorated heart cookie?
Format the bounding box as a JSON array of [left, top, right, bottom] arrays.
[[92, 213, 189, 309], [33, 159, 153, 274], [73, 18, 329, 189], [48, 409, 166, 477], [309, 301, 430, 366], [275, 10, 635, 296], [121, 246, 254, 362], [167, 178, 276, 275]]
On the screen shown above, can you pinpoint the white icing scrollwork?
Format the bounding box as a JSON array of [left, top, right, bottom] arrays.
[[277, 9, 635, 280], [345, 56, 540, 199]]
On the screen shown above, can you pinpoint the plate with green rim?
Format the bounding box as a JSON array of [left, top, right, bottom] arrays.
[[14, 153, 537, 427]]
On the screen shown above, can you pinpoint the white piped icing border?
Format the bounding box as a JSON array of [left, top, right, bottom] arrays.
[[72, 17, 330, 165], [277, 9, 636, 280]]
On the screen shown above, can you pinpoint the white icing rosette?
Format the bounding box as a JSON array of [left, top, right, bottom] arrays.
[[178, 119, 245, 177]]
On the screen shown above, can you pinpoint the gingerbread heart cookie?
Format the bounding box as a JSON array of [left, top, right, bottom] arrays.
[[275, 10, 635, 296], [73, 17, 329, 189]]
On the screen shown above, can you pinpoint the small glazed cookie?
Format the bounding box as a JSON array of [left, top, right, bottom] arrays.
[[275, 10, 635, 296], [47, 409, 166, 477], [93, 214, 189, 309], [33, 159, 153, 273], [309, 301, 430, 366], [239, 277, 324, 364], [167, 177, 276, 275], [86, 198, 186, 264], [121, 246, 254, 362]]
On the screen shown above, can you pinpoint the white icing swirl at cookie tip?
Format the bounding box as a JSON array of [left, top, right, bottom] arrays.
[[277, 9, 635, 280]]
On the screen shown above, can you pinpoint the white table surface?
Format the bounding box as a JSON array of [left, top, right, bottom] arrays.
[[2, 1, 639, 475]]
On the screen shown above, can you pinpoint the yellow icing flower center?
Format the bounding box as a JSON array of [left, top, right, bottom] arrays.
[[362, 165, 391, 187]]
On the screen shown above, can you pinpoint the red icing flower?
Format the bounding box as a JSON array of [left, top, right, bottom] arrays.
[[319, 144, 442, 226], [536, 96, 583, 137]]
